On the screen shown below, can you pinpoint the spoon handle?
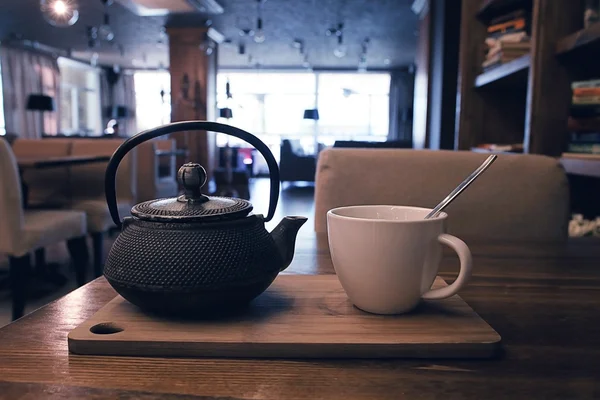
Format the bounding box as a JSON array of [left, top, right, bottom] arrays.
[[425, 154, 498, 219]]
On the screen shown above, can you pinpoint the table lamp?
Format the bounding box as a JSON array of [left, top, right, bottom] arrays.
[[303, 109, 320, 120], [26, 94, 55, 135], [219, 107, 233, 119]]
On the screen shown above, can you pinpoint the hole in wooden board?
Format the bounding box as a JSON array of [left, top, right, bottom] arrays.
[[90, 322, 124, 335]]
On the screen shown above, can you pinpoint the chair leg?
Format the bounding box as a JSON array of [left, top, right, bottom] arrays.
[[67, 236, 89, 287], [9, 254, 32, 321], [34, 248, 46, 273], [92, 232, 104, 278]]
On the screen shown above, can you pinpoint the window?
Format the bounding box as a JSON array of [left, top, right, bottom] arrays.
[[58, 58, 102, 135], [0, 61, 5, 136], [216, 71, 390, 152], [134, 71, 171, 132]]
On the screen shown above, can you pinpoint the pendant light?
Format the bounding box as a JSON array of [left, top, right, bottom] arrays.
[[327, 23, 346, 58], [98, 0, 115, 42], [358, 37, 370, 72], [40, 0, 79, 27], [253, 0, 266, 43], [98, 13, 115, 41], [333, 35, 346, 58]]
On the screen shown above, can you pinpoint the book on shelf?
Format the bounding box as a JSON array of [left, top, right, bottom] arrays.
[[572, 79, 600, 89], [485, 31, 529, 47], [572, 87, 600, 96], [487, 18, 526, 36], [482, 53, 528, 70], [481, 9, 530, 72], [567, 143, 600, 154], [570, 131, 600, 142], [573, 95, 600, 105]]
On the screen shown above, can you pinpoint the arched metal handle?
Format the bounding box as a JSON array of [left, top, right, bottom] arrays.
[[105, 121, 280, 227]]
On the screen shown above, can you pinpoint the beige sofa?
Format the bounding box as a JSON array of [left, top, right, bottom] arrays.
[[315, 149, 570, 242]]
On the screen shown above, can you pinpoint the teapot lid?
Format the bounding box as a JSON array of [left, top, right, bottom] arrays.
[[131, 163, 253, 222]]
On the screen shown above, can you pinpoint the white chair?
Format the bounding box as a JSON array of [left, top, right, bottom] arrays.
[[0, 138, 89, 320]]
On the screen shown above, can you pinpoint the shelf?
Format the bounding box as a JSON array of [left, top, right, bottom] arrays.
[[556, 23, 600, 57], [561, 153, 600, 178], [477, 0, 531, 24], [474, 54, 530, 88]]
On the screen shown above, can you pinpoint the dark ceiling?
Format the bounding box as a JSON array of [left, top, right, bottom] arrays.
[[0, 0, 418, 70]]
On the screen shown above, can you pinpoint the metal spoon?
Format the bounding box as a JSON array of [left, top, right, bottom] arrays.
[[425, 154, 498, 219]]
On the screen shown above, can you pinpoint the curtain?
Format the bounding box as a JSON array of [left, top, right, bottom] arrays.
[[388, 69, 414, 142], [100, 69, 137, 136], [0, 46, 60, 138]]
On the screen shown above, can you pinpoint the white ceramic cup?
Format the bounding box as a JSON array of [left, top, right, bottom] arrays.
[[327, 205, 472, 314]]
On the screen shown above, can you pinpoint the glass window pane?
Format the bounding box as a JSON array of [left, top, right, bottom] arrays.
[[216, 71, 391, 150], [264, 94, 315, 135], [58, 58, 102, 135], [134, 71, 171, 132], [318, 73, 390, 96], [370, 95, 390, 136]]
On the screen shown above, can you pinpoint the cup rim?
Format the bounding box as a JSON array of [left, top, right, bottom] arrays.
[[327, 205, 447, 224]]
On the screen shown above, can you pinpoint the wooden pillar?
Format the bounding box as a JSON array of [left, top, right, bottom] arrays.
[[166, 26, 217, 188]]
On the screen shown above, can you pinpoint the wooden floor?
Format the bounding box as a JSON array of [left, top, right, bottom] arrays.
[[0, 179, 315, 327]]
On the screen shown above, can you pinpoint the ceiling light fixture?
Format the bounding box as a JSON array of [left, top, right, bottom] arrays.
[[199, 33, 216, 55], [302, 54, 311, 70], [253, 0, 266, 43], [333, 36, 346, 58], [293, 38, 305, 54], [327, 23, 346, 58], [98, 0, 115, 41], [98, 13, 115, 41], [358, 37, 370, 72], [40, 0, 79, 27]]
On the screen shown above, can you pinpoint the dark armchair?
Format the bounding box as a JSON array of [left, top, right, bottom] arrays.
[[279, 139, 316, 183]]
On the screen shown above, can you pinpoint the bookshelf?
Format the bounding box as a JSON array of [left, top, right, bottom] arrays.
[[456, 0, 594, 170], [474, 54, 530, 88], [556, 23, 600, 57]]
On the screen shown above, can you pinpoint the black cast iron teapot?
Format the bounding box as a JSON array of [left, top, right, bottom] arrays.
[[103, 121, 307, 317]]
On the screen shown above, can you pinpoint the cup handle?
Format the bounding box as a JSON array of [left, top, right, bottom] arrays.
[[421, 233, 472, 300]]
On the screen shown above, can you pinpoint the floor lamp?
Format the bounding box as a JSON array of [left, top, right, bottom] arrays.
[[303, 108, 320, 154]]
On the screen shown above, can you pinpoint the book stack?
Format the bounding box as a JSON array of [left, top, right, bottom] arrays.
[[568, 79, 600, 154], [483, 10, 530, 71]]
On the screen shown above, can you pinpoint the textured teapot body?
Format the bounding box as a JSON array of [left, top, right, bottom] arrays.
[[104, 215, 288, 315]]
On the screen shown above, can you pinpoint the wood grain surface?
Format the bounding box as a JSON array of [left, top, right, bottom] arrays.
[[1, 234, 600, 399], [68, 276, 500, 359]]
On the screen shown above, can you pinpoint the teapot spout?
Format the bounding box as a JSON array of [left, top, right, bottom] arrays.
[[270, 216, 308, 271]]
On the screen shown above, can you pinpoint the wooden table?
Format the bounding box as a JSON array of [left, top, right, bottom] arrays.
[[1, 234, 599, 399], [16, 155, 112, 207]]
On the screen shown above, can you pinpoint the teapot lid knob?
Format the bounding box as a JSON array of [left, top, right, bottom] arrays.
[[177, 163, 208, 203]]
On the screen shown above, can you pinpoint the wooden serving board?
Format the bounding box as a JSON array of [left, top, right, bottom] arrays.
[[68, 275, 501, 359]]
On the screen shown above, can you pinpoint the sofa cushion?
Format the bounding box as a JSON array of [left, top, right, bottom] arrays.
[[315, 149, 570, 242]]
